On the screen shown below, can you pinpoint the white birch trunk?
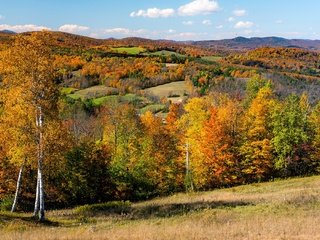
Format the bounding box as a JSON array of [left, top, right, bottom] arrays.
[[33, 169, 40, 216], [185, 143, 194, 192], [34, 106, 45, 221], [11, 163, 24, 212]]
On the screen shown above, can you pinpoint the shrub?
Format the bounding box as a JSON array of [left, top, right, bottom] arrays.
[[0, 195, 13, 211]]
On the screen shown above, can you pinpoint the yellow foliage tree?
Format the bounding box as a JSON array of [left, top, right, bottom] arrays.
[[0, 32, 60, 220], [240, 87, 274, 181], [177, 97, 211, 190]]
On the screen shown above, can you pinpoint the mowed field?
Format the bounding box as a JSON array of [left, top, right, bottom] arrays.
[[111, 47, 146, 55], [1, 176, 319, 240], [67, 85, 119, 101], [144, 81, 189, 103], [201, 56, 223, 62]]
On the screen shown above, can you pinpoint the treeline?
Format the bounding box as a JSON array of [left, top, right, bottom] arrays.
[[1, 77, 320, 209], [225, 47, 320, 77], [0, 33, 320, 217]]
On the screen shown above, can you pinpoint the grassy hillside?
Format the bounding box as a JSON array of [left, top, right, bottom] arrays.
[[1, 175, 319, 240], [66, 85, 118, 100], [111, 47, 146, 54], [144, 81, 189, 103]]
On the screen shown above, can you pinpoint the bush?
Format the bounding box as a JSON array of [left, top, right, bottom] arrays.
[[74, 201, 132, 215], [0, 195, 13, 211]]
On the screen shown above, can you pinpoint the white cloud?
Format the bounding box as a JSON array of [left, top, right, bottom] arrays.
[[104, 28, 146, 36], [0, 15, 4, 20], [228, 17, 235, 22], [233, 9, 246, 17], [130, 8, 175, 18], [58, 24, 89, 33], [234, 21, 253, 29], [177, 32, 198, 38], [168, 29, 176, 33], [216, 25, 223, 29], [182, 20, 193, 25], [276, 20, 283, 24], [169, 32, 198, 40], [89, 33, 99, 38], [105, 28, 130, 34], [0, 24, 51, 32], [202, 20, 212, 25], [165, 31, 208, 40], [178, 0, 220, 16]]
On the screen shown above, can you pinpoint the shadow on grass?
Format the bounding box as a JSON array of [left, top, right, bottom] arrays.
[[130, 200, 253, 219], [0, 200, 254, 224], [0, 212, 60, 227], [75, 200, 254, 220]]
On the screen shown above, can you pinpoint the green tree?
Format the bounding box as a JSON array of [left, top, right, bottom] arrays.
[[102, 103, 146, 200], [245, 75, 272, 107], [271, 94, 311, 176], [310, 101, 320, 172]]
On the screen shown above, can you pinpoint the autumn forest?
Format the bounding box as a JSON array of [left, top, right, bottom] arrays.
[[0, 31, 320, 223]]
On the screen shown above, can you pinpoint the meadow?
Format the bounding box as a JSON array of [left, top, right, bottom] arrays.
[[66, 85, 119, 101], [144, 81, 189, 103], [111, 47, 146, 55], [145, 50, 186, 58], [1, 176, 319, 240], [201, 56, 223, 62]]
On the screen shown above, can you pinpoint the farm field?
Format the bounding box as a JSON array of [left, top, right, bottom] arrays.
[[111, 47, 146, 55], [91, 93, 148, 107], [145, 50, 186, 58], [64, 84, 167, 112], [66, 85, 119, 100], [201, 55, 223, 62], [1, 175, 319, 240], [144, 81, 189, 103]]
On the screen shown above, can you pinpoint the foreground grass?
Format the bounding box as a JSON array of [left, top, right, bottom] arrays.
[[1, 176, 320, 239]]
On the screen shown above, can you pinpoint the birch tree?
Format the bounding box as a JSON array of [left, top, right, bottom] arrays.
[[0, 32, 59, 221]]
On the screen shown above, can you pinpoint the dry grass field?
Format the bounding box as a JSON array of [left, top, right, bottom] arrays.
[[68, 85, 119, 100], [1, 176, 320, 240], [144, 81, 189, 103]]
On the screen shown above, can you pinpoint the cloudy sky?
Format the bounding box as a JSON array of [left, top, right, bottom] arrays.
[[0, 0, 319, 40]]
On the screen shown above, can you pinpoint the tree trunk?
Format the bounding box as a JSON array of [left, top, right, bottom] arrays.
[[34, 106, 45, 221], [11, 163, 24, 212], [185, 143, 194, 192], [33, 169, 40, 217], [38, 139, 45, 221]]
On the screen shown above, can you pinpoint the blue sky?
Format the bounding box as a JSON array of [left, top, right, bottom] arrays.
[[0, 0, 319, 40]]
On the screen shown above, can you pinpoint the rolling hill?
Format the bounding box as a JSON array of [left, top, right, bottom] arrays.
[[0, 175, 319, 240], [2, 31, 320, 52], [192, 36, 320, 51]]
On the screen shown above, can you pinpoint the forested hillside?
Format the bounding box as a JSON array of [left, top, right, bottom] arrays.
[[0, 32, 319, 221]]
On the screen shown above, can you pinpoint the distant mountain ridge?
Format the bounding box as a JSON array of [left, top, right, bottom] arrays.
[[192, 36, 320, 51], [0, 29, 16, 34], [1, 31, 320, 51]]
